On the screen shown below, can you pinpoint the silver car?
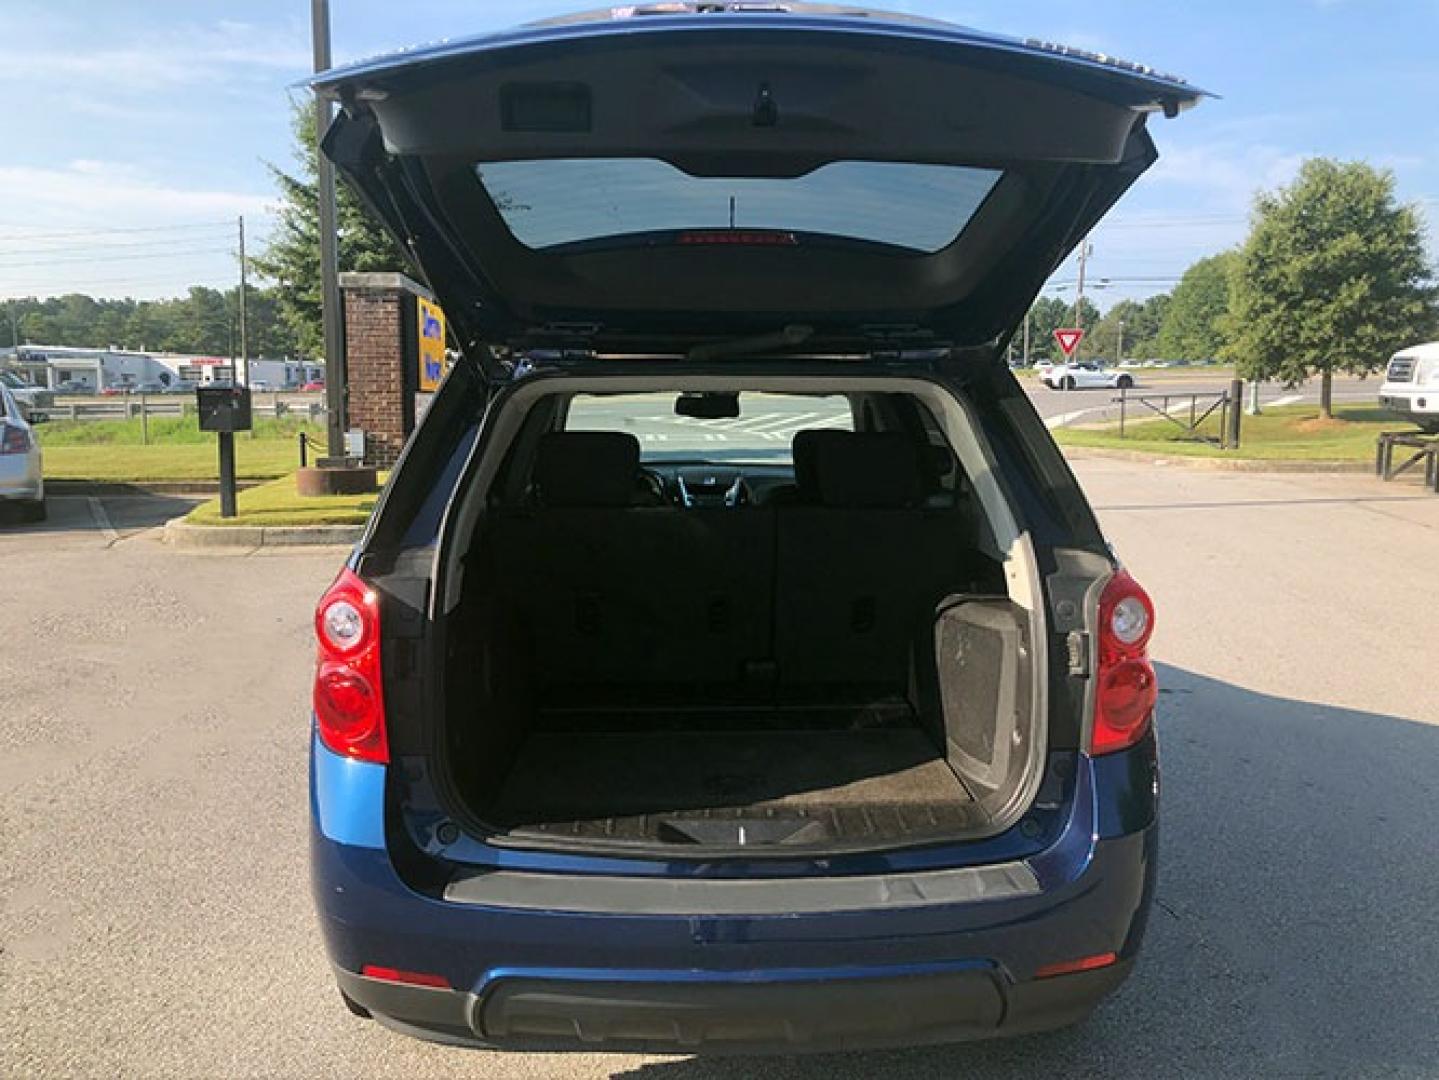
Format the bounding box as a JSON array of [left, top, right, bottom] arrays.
[[0, 385, 44, 521], [0, 371, 54, 422]]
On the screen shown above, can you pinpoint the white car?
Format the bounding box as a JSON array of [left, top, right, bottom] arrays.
[[1379, 341, 1439, 433], [1042, 362, 1136, 391], [0, 385, 44, 522], [0, 371, 53, 422]]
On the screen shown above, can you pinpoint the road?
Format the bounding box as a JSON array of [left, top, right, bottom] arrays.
[[1026, 371, 1378, 424], [557, 375, 1384, 453], [3, 461, 1438, 1078]]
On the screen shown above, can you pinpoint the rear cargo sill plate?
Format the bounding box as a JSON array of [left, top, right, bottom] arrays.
[[444, 861, 1039, 916]]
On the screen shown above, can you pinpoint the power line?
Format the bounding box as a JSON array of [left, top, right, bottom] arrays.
[[0, 246, 234, 270], [1, 276, 234, 295], [0, 220, 240, 241], [0, 234, 254, 257]]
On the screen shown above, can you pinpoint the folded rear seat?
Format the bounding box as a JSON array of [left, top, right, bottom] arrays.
[[775, 431, 985, 696], [481, 432, 776, 705]]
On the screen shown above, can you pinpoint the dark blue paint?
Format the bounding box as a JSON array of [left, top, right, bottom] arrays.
[[313, 11, 1207, 105], [311, 732, 1159, 1002]]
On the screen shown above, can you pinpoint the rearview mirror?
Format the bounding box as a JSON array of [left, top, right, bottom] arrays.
[[675, 392, 740, 420]]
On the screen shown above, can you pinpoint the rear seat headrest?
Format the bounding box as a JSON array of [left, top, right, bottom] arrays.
[[810, 431, 927, 508], [534, 431, 642, 507], [790, 429, 845, 499]]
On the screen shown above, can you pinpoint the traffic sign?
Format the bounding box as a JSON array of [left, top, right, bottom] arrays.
[[1054, 328, 1084, 358]]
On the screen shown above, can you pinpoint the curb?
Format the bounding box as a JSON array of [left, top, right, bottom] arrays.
[[162, 516, 364, 550], [1060, 446, 1373, 474], [48, 479, 265, 496]]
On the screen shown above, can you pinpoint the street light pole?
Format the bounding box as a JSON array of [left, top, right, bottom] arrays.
[[1116, 320, 1124, 365], [312, 0, 345, 461], [237, 215, 250, 387]]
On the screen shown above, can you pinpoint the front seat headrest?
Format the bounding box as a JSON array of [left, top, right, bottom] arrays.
[[533, 431, 642, 507], [811, 431, 926, 508]]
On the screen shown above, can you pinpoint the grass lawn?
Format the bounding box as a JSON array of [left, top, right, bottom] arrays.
[[1054, 404, 1414, 461], [36, 415, 322, 482], [185, 473, 384, 527]]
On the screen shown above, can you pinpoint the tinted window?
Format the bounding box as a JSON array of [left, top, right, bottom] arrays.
[[476, 159, 1002, 253]]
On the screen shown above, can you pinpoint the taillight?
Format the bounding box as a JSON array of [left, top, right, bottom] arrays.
[[313, 567, 388, 763], [0, 423, 30, 454], [1090, 569, 1157, 756]]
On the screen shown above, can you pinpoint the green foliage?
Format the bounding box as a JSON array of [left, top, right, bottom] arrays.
[[5, 284, 298, 357], [1223, 158, 1438, 410], [1088, 295, 1170, 363], [1022, 295, 1101, 361], [1156, 251, 1236, 360], [250, 100, 410, 357], [36, 414, 324, 446]]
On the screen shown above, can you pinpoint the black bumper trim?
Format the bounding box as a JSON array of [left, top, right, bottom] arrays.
[[334, 960, 1132, 1053]]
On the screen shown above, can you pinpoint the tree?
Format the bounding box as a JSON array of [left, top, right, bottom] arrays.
[[1156, 251, 1236, 361], [1022, 295, 1101, 362], [1089, 297, 1170, 364], [250, 100, 410, 358], [1223, 158, 1438, 416]]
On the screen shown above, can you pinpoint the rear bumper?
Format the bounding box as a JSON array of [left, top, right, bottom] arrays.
[[0, 458, 42, 501], [333, 953, 1134, 1052], [311, 731, 1160, 1052], [1379, 389, 1439, 417]]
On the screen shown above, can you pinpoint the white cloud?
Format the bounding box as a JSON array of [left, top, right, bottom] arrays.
[[0, 163, 275, 299], [1145, 140, 1309, 207], [0, 18, 310, 90], [0, 163, 272, 222]]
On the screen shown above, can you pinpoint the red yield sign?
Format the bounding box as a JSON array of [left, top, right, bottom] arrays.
[[1053, 328, 1085, 358]]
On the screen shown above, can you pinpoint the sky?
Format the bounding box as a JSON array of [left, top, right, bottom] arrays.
[[2, 0, 1436, 309]]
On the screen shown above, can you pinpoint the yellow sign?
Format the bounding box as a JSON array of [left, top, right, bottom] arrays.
[[416, 296, 447, 392]]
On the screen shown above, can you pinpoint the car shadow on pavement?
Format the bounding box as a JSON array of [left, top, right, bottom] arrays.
[[612, 665, 1439, 1079]]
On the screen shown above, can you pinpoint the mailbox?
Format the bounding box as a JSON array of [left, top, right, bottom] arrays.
[[196, 385, 252, 433]]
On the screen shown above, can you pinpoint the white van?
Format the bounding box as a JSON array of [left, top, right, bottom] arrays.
[[1379, 342, 1439, 432]]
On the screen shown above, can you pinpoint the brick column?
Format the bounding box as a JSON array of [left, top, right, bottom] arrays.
[[338, 271, 430, 469]]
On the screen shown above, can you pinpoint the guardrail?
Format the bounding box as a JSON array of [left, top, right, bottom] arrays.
[[41, 394, 328, 423]]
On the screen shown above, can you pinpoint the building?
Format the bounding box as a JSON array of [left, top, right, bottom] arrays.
[[0, 345, 324, 391]]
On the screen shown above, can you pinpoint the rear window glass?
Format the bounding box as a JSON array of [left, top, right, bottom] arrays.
[[476, 159, 1002, 253], [565, 392, 852, 463]]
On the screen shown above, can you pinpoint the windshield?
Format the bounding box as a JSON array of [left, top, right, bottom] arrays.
[[476, 158, 1002, 253], [564, 391, 853, 463]]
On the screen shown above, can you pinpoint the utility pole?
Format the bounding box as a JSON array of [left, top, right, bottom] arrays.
[[1072, 238, 1091, 360], [1116, 320, 1124, 365], [1022, 305, 1031, 364], [313, 0, 345, 460], [237, 215, 250, 387]]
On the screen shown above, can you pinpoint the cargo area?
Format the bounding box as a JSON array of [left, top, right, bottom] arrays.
[[436, 392, 1045, 854], [483, 711, 985, 847]]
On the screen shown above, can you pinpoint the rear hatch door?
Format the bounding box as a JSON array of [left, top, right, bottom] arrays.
[[315, 5, 1204, 371]]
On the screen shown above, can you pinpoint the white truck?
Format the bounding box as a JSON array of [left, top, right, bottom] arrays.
[[1379, 342, 1439, 433]]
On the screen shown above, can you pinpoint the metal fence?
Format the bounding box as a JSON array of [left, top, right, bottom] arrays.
[[1111, 379, 1244, 449], [39, 394, 327, 424]]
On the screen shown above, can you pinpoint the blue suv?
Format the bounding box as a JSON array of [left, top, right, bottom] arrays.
[[309, 3, 1199, 1053]]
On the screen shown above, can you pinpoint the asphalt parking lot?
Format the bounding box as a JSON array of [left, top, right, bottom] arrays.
[[3, 458, 1438, 1078]]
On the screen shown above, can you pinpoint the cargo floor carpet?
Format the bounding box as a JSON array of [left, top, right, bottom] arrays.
[[486, 727, 981, 846]]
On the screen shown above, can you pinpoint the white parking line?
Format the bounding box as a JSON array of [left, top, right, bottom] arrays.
[[1045, 407, 1105, 428], [87, 497, 119, 544], [1265, 393, 1304, 407]]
